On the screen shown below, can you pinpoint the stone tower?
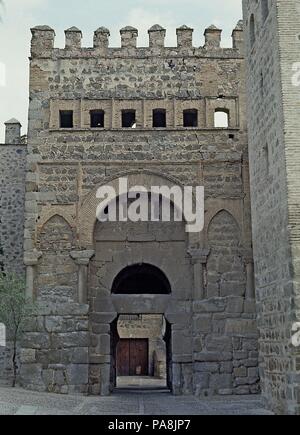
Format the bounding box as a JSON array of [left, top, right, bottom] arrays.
[[242, 0, 300, 415], [0, 120, 26, 383], [19, 22, 259, 396], [0, 120, 26, 275]]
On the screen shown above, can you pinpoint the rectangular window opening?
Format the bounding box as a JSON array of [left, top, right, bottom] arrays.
[[214, 110, 229, 128], [122, 110, 136, 128], [183, 109, 198, 127], [60, 110, 74, 128], [153, 109, 167, 128], [90, 110, 105, 128]]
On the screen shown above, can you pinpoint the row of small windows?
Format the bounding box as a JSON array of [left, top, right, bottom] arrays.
[[59, 109, 229, 129], [250, 0, 269, 47]]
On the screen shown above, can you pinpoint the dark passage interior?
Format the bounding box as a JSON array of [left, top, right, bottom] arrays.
[[111, 264, 171, 295]]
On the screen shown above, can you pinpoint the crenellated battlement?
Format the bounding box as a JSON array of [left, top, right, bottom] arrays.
[[30, 21, 244, 58]]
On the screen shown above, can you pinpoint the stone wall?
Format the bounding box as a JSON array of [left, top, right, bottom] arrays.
[[20, 22, 258, 396], [242, 0, 300, 415], [194, 209, 259, 396], [0, 128, 26, 385], [0, 143, 26, 275]]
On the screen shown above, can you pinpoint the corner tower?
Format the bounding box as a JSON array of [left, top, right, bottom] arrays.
[[243, 0, 300, 415], [0, 120, 26, 275]]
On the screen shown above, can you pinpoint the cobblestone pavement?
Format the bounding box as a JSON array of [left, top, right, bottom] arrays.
[[0, 380, 273, 415]]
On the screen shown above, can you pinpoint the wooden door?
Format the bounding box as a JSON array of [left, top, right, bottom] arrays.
[[117, 339, 149, 376], [117, 339, 130, 376]]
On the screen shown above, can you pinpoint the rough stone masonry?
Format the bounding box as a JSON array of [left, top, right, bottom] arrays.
[[0, 17, 261, 403], [243, 0, 300, 415], [0, 119, 26, 384]]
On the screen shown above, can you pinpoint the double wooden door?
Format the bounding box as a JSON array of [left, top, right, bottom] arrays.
[[117, 339, 149, 376]]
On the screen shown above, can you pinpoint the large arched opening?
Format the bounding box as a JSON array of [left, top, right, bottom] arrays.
[[86, 173, 194, 396]]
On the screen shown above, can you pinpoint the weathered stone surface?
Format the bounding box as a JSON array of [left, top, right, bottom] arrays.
[[193, 298, 226, 313], [242, 0, 300, 415], [20, 364, 44, 388], [45, 317, 63, 333], [210, 374, 232, 391], [20, 349, 36, 364], [225, 319, 258, 336], [195, 352, 232, 362], [66, 364, 89, 385], [71, 348, 89, 364], [0, 141, 26, 275], [193, 315, 212, 333], [22, 333, 50, 350], [195, 362, 219, 373], [51, 332, 89, 348], [194, 373, 209, 393]]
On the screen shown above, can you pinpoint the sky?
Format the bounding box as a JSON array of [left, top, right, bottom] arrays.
[[0, 0, 242, 142]]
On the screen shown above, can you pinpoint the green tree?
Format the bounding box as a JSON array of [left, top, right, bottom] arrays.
[[0, 273, 36, 387]]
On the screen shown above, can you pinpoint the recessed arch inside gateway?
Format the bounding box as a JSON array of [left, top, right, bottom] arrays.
[[111, 263, 172, 295]]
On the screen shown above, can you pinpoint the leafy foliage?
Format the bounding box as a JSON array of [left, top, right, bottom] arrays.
[[0, 273, 36, 386], [0, 274, 35, 337]]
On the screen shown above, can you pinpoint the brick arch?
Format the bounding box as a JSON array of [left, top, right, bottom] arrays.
[[78, 169, 200, 248]]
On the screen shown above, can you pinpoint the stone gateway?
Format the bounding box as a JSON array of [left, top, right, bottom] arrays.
[[0, 0, 299, 416], [18, 21, 258, 398]]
